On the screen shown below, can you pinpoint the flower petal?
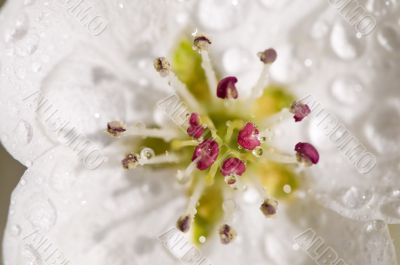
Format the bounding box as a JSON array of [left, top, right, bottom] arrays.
[[0, 0, 187, 165], [3, 145, 183, 265]]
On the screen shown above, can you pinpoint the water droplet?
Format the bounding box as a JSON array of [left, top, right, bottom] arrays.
[[330, 76, 364, 105], [20, 179, 27, 186], [365, 220, 385, 233], [259, 0, 288, 9], [31, 62, 42, 72], [5, 14, 30, 43], [339, 187, 372, 209], [15, 33, 40, 57], [252, 147, 264, 157], [15, 120, 33, 144], [15, 66, 27, 80], [222, 47, 252, 74], [197, 0, 243, 31], [20, 245, 43, 265], [380, 200, 400, 219], [330, 21, 365, 60], [10, 225, 21, 236], [24, 195, 57, 231], [366, 0, 398, 16], [304, 58, 313, 67], [283, 184, 292, 194], [140, 147, 155, 160], [364, 99, 400, 154], [311, 20, 329, 39], [392, 189, 400, 197], [377, 24, 400, 53], [24, 0, 36, 6], [199, 236, 207, 244]]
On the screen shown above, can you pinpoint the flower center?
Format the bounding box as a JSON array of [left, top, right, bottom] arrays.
[[106, 34, 319, 246]]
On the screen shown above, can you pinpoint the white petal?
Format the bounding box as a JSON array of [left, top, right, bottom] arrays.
[[207, 191, 397, 265], [0, 0, 187, 165], [3, 145, 184, 265]]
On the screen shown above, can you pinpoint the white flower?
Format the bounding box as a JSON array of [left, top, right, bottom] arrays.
[[1, 0, 399, 264]]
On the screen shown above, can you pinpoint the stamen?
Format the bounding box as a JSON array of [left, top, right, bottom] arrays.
[[237, 122, 261, 151], [193, 35, 212, 51], [187, 113, 206, 139], [262, 147, 298, 164], [107, 121, 127, 137], [220, 157, 246, 177], [153, 57, 171, 77], [121, 153, 139, 170], [193, 35, 218, 98], [258, 48, 277, 64], [171, 139, 199, 150], [251, 48, 277, 99], [176, 157, 200, 184], [176, 178, 205, 232], [290, 101, 311, 122], [177, 215, 192, 233], [295, 142, 319, 166], [154, 57, 203, 113], [138, 152, 181, 166], [261, 108, 291, 128], [221, 121, 242, 145], [260, 199, 278, 218], [126, 126, 180, 141], [219, 224, 237, 244], [192, 139, 220, 170], [217, 76, 239, 100]]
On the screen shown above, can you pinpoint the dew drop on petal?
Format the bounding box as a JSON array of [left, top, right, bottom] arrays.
[[330, 21, 365, 60], [366, 0, 398, 16], [14, 120, 33, 145], [330, 75, 364, 105], [364, 99, 400, 154], [380, 201, 400, 220], [376, 24, 400, 53], [24, 195, 57, 231], [310, 19, 329, 39], [24, 0, 36, 6], [20, 245, 43, 265], [197, 0, 243, 31], [365, 220, 385, 233], [339, 187, 373, 209], [10, 225, 21, 236], [5, 14, 30, 43], [259, 0, 288, 9], [15, 32, 40, 57]]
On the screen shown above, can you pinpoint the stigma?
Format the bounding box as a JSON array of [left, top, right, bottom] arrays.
[[106, 34, 320, 245]]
